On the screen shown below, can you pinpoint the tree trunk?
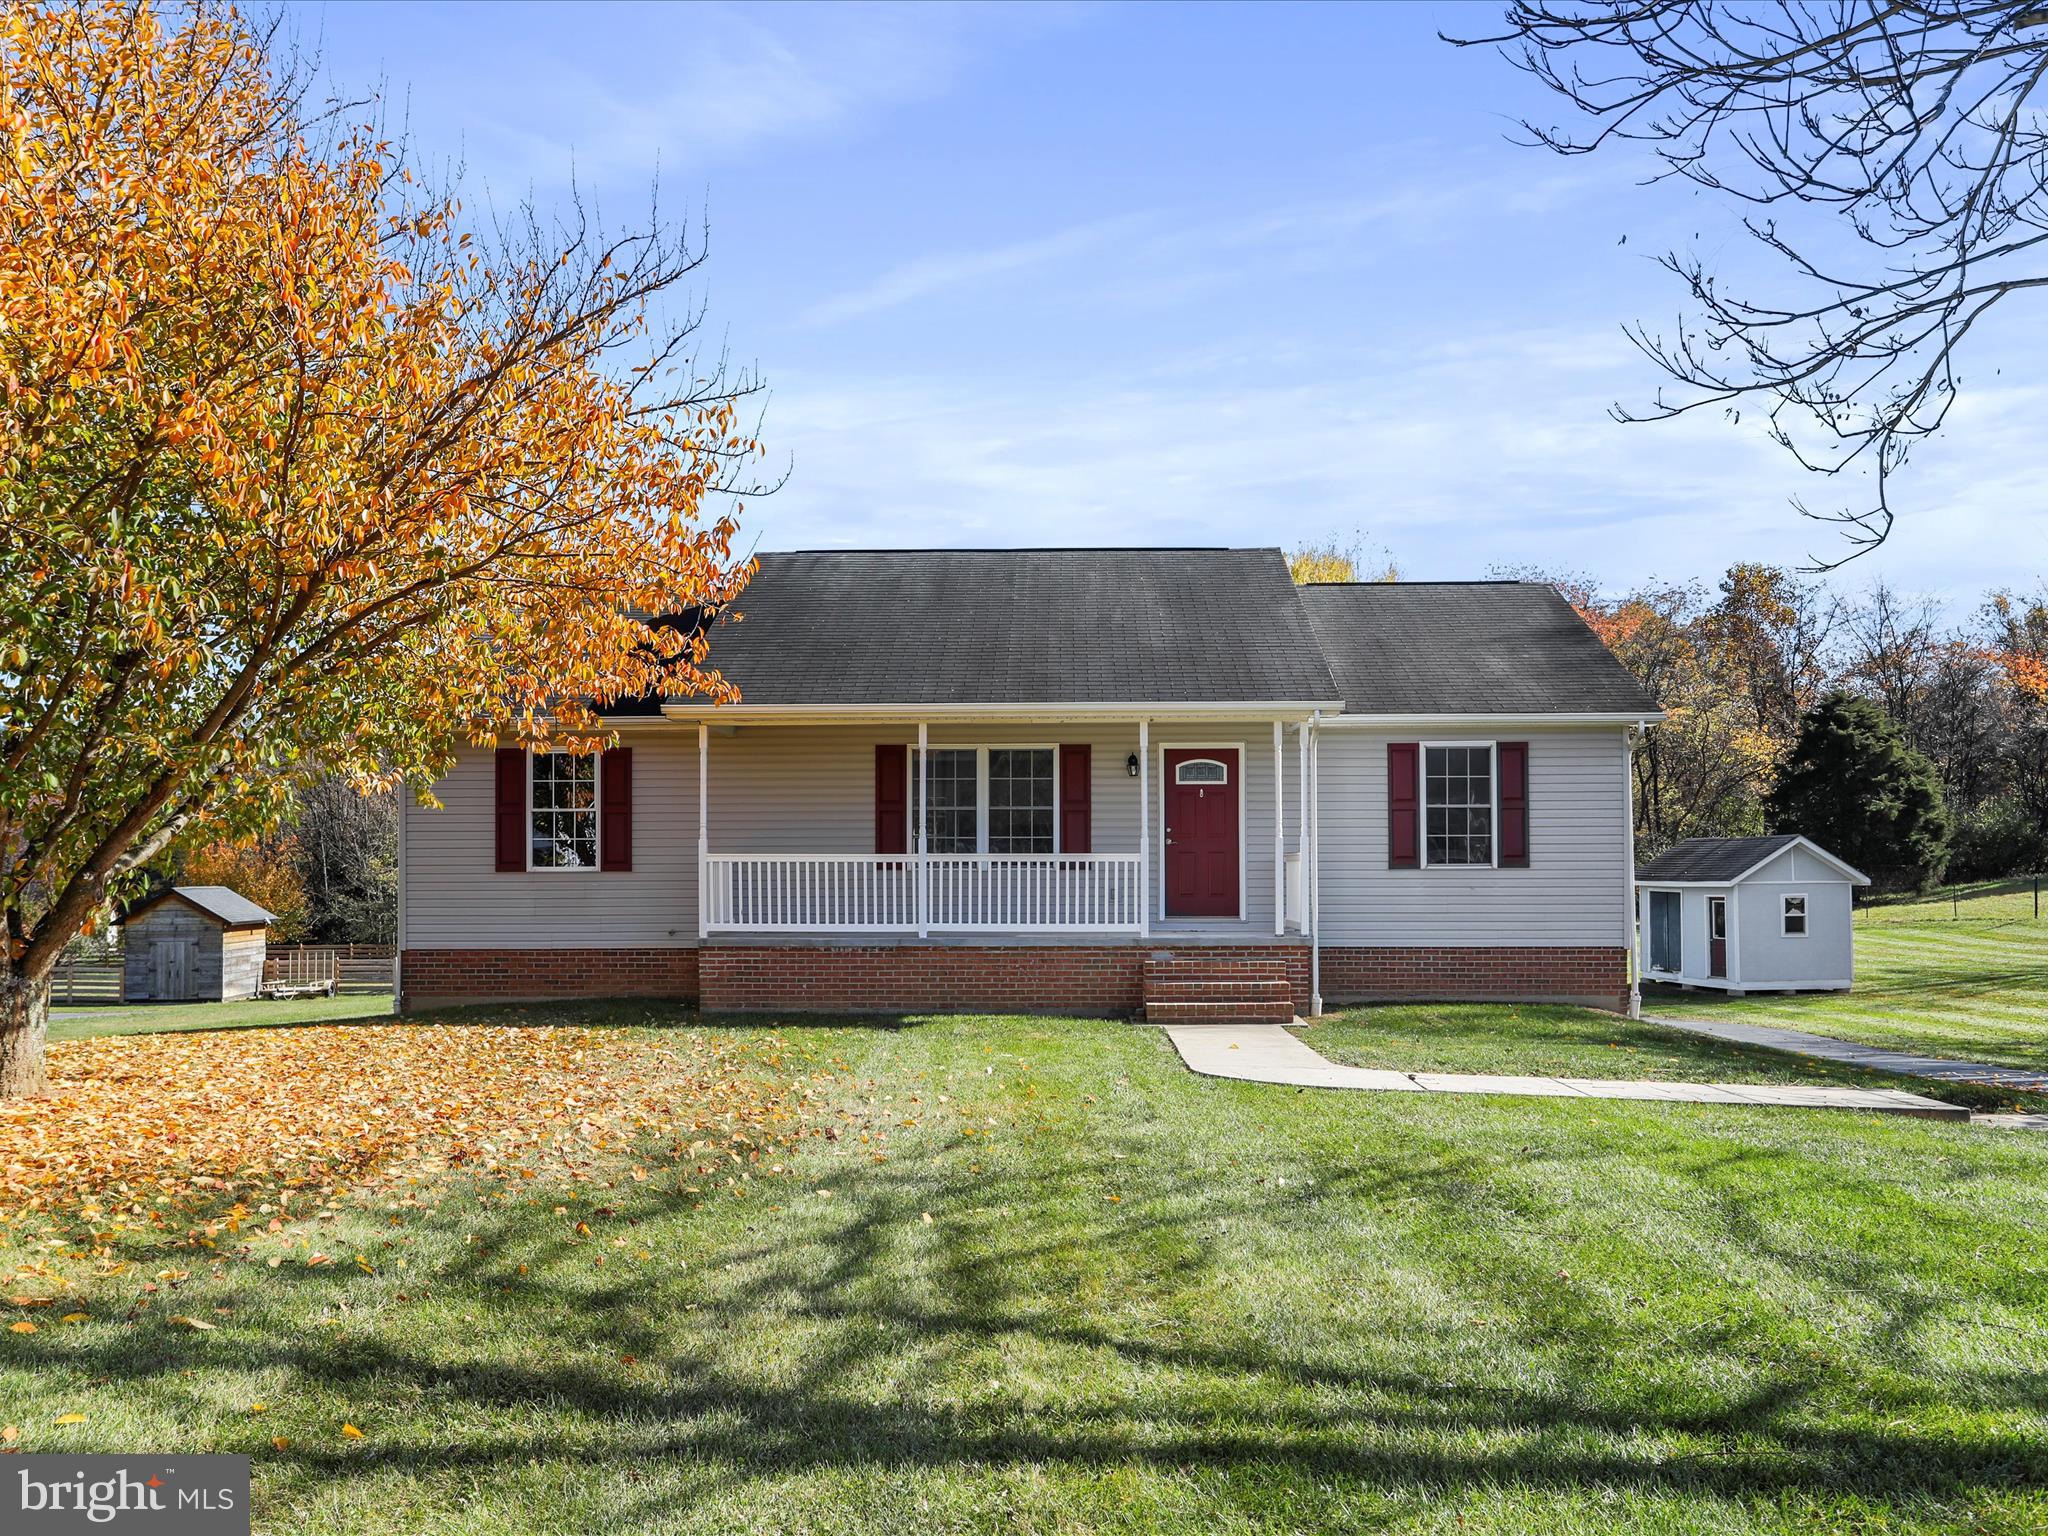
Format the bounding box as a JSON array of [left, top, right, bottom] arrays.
[[0, 971, 51, 1099]]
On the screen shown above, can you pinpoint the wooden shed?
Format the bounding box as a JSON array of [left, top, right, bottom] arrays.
[[1635, 835, 1870, 996], [122, 885, 277, 1002]]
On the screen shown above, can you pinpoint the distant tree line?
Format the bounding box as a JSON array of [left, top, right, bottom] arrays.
[[1528, 563, 2048, 889]]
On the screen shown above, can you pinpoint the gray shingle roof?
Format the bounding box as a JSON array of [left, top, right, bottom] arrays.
[[1298, 581, 1660, 715], [130, 885, 278, 928], [685, 548, 1343, 707], [1635, 836, 1800, 883]]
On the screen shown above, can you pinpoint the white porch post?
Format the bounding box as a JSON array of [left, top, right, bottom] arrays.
[[696, 722, 709, 940], [1272, 720, 1284, 936], [1296, 722, 1309, 934], [917, 721, 929, 938], [1137, 717, 1150, 938]]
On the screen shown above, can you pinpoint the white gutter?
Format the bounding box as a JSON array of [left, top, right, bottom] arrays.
[[1308, 709, 1323, 1017], [1316, 711, 1667, 729], [661, 700, 1344, 722]]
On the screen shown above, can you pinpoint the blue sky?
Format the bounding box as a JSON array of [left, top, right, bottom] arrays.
[[306, 1, 2046, 607]]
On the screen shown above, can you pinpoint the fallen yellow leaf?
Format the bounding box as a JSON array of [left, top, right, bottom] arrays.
[[340, 1423, 364, 1439], [248, 1403, 267, 1413], [168, 1315, 217, 1330], [1, 1425, 17, 1444], [9, 1320, 36, 1334], [54, 1413, 85, 1425], [59, 1312, 90, 1324], [270, 1435, 291, 1451]]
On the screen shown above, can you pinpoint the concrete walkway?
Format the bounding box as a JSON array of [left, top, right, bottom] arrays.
[[1643, 1012, 2048, 1093], [1161, 1023, 1970, 1119]]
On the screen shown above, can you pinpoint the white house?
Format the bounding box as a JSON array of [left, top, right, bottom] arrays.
[[1635, 835, 1870, 995], [396, 549, 1664, 1020]]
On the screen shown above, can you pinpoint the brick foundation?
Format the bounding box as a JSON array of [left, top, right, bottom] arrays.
[[1319, 945, 1630, 1013], [698, 944, 1313, 1016], [400, 948, 699, 1012], [398, 942, 1628, 1016]]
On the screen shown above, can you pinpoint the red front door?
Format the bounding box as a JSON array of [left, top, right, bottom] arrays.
[[1164, 749, 1240, 917]]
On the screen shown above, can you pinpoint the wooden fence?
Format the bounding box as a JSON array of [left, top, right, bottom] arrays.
[[51, 952, 124, 1006]]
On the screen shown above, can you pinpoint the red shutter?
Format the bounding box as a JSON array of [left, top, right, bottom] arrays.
[[1059, 744, 1092, 854], [494, 748, 526, 872], [1388, 742, 1420, 868], [600, 748, 633, 871], [875, 743, 908, 854], [1498, 741, 1529, 867]]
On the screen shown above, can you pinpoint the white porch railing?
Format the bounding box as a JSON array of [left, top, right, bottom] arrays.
[[704, 854, 1143, 933]]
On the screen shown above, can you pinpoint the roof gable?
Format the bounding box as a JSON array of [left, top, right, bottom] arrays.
[[1636, 835, 1869, 885]]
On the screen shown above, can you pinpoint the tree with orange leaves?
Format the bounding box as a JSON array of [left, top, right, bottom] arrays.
[[0, 2, 766, 1095]]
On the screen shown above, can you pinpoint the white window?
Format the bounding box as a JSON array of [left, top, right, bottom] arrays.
[[914, 747, 1057, 855], [919, 748, 978, 854], [530, 751, 598, 869], [1782, 893, 1808, 937], [1174, 758, 1228, 785], [988, 748, 1055, 854], [1423, 744, 1495, 867]]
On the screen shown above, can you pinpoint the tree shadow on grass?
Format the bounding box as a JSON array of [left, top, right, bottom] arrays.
[[17, 1136, 2047, 1526]]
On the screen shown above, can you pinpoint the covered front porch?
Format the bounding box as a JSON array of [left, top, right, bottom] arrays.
[[671, 711, 1311, 940]]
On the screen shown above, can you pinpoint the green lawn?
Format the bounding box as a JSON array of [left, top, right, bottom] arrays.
[[49, 993, 394, 1041], [1646, 922, 2048, 1074], [1297, 1001, 2047, 1113], [1858, 877, 2047, 926], [5, 1006, 2046, 1534]]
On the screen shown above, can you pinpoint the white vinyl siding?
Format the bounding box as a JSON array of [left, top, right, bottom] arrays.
[[401, 720, 1298, 945], [401, 733, 698, 949], [1315, 726, 1629, 946]]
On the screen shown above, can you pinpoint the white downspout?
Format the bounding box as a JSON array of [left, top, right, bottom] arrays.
[[697, 723, 709, 941], [1623, 721, 1641, 1018], [1308, 709, 1323, 1017], [1296, 721, 1309, 933]]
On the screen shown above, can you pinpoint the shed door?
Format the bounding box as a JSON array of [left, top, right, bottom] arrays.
[[153, 938, 196, 1001], [1707, 896, 1728, 979], [1648, 891, 1681, 975]]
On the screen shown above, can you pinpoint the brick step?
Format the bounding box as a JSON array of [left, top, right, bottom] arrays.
[[1143, 998, 1298, 1024], [1142, 958, 1297, 983], [1142, 978, 1296, 1003]]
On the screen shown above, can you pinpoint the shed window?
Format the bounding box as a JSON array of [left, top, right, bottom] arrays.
[[1424, 745, 1494, 866], [1782, 893, 1808, 937], [530, 752, 598, 869]]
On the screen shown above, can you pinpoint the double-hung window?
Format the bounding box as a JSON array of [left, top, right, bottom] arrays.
[[1423, 744, 1495, 867], [530, 751, 598, 869], [1782, 894, 1808, 936], [914, 747, 1057, 854]]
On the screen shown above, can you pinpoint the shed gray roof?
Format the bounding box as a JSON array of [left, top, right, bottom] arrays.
[[128, 885, 278, 928], [684, 548, 1342, 707], [1635, 836, 1802, 884], [1298, 581, 1660, 716]]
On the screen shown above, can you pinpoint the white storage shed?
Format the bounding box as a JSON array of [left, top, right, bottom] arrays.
[[1636, 835, 1870, 995]]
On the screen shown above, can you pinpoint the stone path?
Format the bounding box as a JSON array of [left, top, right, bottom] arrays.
[[1642, 1012, 2048, 1092], [1161, 1023, 1970, 1119]]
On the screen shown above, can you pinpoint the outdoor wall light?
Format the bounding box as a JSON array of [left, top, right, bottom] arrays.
[[1125, 752, 1140, 778]]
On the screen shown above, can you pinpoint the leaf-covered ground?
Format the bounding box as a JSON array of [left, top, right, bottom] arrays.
[[4, 1004, 2046, 1535], [2, 1015, 831, 1255]]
